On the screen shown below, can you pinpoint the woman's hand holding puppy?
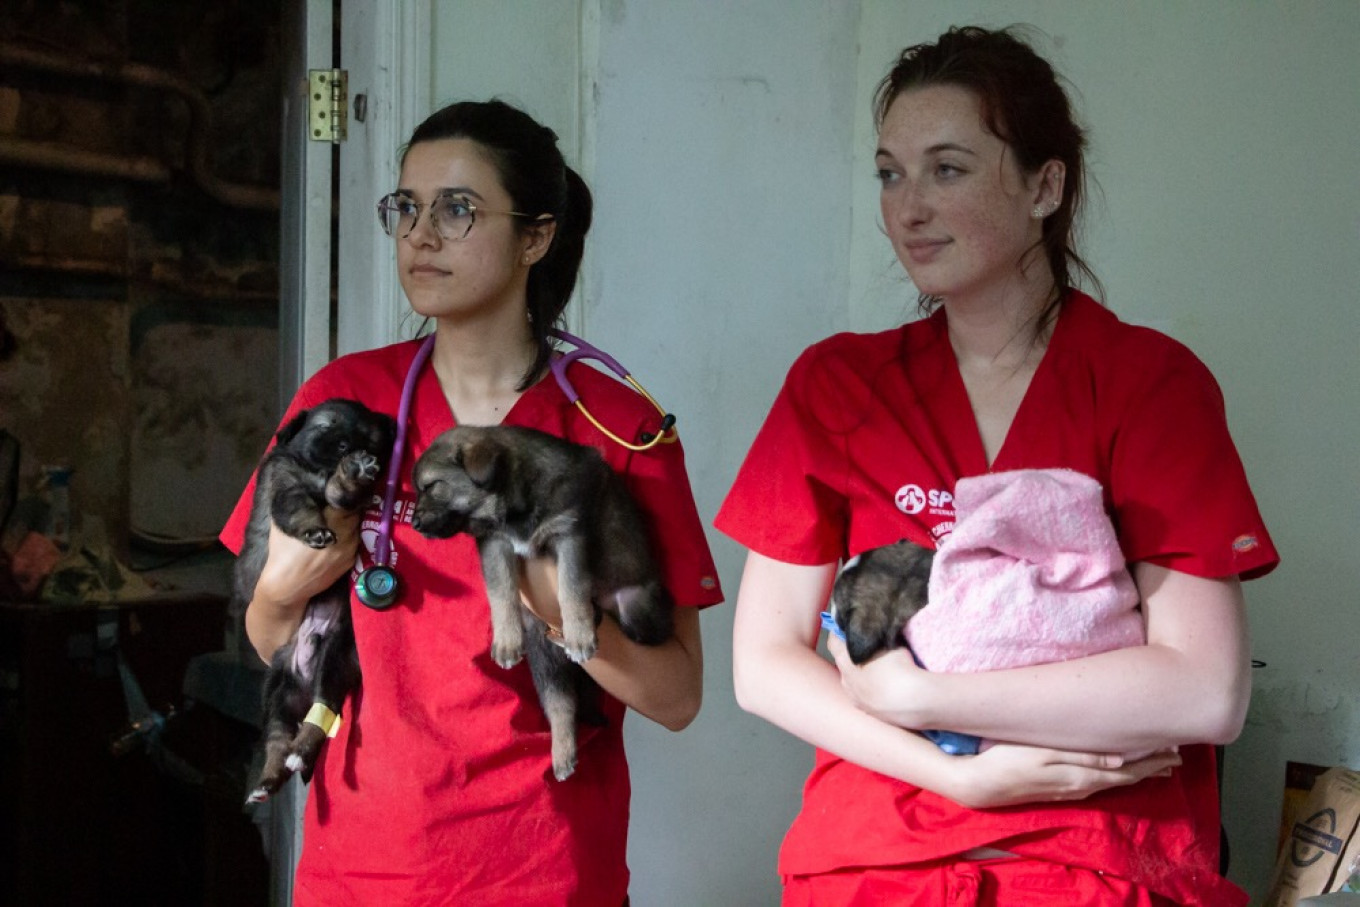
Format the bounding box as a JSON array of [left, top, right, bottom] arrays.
[[245, 509, 361, 664], [517, 556, 565, 632], [518, 557, 705, 732], [826, 634, 926, 727], [824, 632, 1182, 808], [940, 743, 1181, 810]]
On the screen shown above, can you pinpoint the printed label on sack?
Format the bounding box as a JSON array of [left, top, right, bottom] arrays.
[[1291, 808, 1343, 867]]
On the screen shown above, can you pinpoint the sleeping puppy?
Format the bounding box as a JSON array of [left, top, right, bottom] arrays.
[[829, 539, 986, 756], [410, 424, 674, 780], [232, 398, 396, 804], [829, 539, 935, 665]]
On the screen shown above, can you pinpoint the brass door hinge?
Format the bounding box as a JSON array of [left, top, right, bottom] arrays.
[[308, 69, 348, 143]]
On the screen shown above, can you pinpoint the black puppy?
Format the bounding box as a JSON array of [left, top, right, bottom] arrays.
[[410, 424, 674, 780], [829, 539, 935, 664], [232, 398, 396, 804]]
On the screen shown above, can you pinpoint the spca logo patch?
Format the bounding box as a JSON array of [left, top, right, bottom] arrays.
[[895, 484, 927, 514], [895, 484, 954, 516]]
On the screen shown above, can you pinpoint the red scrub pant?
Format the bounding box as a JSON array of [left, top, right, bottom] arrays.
[[782, 856, 1177, 906]]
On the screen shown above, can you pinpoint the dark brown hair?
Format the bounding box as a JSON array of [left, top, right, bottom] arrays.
[[403, 99, 592, 390], [874, 25, 1101, 314]]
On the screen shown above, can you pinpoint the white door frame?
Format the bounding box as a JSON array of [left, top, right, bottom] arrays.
[[278, 0, 335, 413], [275, 3, 430, 905], [282, 2, 433, 388]]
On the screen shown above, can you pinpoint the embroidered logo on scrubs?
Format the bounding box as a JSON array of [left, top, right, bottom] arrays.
[[1232, 534, 1259, 554]]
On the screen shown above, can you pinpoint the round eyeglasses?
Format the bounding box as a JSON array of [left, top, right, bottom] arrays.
[[375, 193, 547, 241]]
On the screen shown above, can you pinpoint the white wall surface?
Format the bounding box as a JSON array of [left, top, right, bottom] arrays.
[[429, 0, 582, 153], [412, 2, 1360, 903], [587, 4, 858, 903]]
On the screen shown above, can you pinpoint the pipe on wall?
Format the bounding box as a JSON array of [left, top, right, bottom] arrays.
[[0, 136, 170, 184], [0, 42, 279, 211]]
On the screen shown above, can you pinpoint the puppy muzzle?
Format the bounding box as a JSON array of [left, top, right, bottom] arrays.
[[411, 507, 464, 538]]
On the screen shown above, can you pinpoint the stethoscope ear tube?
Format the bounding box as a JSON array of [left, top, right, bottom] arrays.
[[549, 329, 678, 451], [639, 413, 678, 446]]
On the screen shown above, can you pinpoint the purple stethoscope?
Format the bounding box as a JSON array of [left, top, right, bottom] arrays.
[[354, 328, 677, 610]]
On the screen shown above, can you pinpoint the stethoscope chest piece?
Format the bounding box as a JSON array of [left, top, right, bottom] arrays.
[[356, 564, 400, 610], [355, 334, 435, 612]]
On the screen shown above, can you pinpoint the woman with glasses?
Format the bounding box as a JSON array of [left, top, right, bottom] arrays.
[[718, 26, 1276, 906], [221, 99, 722, 906]]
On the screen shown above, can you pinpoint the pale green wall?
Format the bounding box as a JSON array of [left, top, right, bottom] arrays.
[[425, 2, 1360, 903]]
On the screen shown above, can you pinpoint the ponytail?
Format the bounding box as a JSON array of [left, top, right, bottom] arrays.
[[526, 165, 592, 389]]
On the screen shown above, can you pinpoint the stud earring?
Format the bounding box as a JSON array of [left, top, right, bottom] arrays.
[[1031, 205, 1046, 219]]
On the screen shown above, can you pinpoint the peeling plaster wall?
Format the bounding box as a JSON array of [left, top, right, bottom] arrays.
[[0, 0, 284, 557], [0, 296, 132, 537], [129, 314, 277, 541]]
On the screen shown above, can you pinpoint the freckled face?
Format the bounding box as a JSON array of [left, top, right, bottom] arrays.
[[393, 138, 536, 322], [875, 85, 1049, 302]]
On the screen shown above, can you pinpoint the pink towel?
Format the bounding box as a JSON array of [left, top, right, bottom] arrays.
[[905, 469, 1145, 673]]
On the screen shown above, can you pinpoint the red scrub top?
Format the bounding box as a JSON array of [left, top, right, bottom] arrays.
[[222, 338, 723, 907], [715, 291, 1277, 907]]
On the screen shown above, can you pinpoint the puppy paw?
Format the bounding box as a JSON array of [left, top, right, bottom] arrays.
[[303, 527, 336, 548], [244, 772, 286, 805], [552, 754, 577, 782], [551, 739, 578, 781], [343, 450, 381, 483], [491, 639, 525, 669], [562, 628, 598, 665]]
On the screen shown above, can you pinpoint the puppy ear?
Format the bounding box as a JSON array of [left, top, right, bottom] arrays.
[[460, 437, 505, 489], [275, 409, 311, 446]]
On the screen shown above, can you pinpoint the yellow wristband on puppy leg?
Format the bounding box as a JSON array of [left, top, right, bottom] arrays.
[[304, 702, 342, 738]]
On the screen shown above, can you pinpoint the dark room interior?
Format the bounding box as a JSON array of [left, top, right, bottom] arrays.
[[1, 2, 296, 903]]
